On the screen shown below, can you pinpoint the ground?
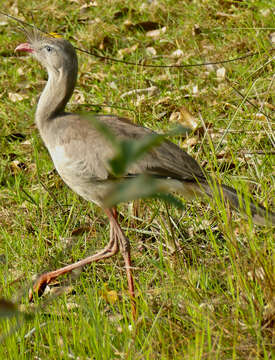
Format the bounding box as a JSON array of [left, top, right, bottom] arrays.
[[0, 0, 274, 359]]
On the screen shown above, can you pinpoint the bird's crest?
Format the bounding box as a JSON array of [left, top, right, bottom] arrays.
[[19, 26, 62, 43]]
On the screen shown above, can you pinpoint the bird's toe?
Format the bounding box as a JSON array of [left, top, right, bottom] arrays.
[[29, 273, 51, 302]]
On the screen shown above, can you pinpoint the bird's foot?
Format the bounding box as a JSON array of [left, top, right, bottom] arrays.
[[28, 273, 52, 302]]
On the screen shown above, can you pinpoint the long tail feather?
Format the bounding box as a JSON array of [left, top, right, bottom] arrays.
[[201, 182, 275, 226]]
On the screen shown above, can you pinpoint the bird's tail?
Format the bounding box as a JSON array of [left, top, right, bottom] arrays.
[[201, 181, 275, 226]]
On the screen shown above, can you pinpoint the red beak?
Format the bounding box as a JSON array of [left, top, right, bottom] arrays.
[[15, 43, 34, 53]]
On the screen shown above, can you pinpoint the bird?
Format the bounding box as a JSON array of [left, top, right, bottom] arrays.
[[15, 29, 274, 318]]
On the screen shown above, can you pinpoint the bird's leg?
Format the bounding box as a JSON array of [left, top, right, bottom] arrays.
[[29, 212, 119, 301], [105, 208, 136, 319]]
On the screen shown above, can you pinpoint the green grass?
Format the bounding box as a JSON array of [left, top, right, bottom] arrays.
[[0, 0, 274, 358]]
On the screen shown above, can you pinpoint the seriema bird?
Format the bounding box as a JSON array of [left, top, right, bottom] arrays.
[[15, 30, 274, 318]]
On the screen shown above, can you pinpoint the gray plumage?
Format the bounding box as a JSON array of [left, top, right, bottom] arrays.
[[16, 32, 274, 224], [15, 31, 274, 310]]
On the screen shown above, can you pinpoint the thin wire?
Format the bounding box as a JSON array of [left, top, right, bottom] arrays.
[[73, 46, 260, 68], [0, 10, 267, 69]]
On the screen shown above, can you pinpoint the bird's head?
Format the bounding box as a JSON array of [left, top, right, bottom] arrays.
[[15, 29, 78, 76]]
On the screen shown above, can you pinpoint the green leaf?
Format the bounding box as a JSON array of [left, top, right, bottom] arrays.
[[87, 115, 187, 177], [87, 116, 188, 209], [104, 174, 185, 210], [104, 175, 159, 206]]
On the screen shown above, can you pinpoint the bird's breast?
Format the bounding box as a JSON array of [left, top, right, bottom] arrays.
[[47, 144, 106, 205], [49, 144, 89, 186], [49, 145, 71, 173]]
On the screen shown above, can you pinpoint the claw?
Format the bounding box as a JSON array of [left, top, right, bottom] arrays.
[[28, 273, 51, 302]]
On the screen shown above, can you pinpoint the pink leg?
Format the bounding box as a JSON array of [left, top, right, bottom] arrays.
[[29, 208, 136, 318], [105, 209, 136, 319], [29, 210, 119, 300]]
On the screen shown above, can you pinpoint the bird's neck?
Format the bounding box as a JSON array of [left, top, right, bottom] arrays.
[[35, 66, 77, 131]]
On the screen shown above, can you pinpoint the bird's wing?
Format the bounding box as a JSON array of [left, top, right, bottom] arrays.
[[99, 115, 205, 181], [50, 114, 205, 183]]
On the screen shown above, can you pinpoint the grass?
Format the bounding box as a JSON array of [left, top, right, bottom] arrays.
[[0, 0, 274, 358]]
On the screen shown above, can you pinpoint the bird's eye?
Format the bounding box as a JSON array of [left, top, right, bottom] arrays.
[[45, 46, 53, 52]]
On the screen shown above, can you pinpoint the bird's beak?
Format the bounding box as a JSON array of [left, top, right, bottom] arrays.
[[15, 43, 34, 53]]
